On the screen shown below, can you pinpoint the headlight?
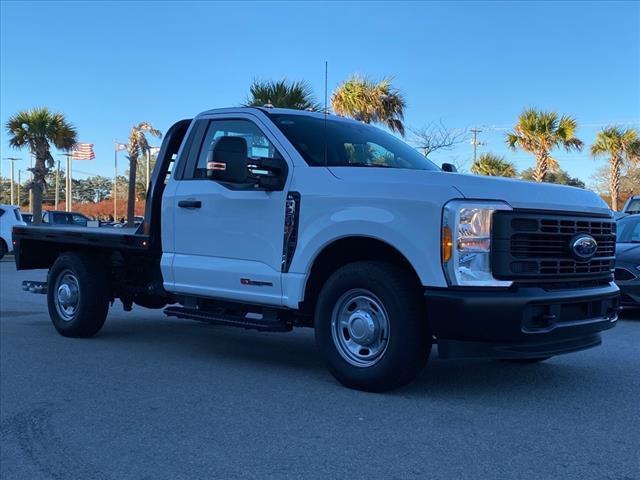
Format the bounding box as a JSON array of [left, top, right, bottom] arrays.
[[442, 200, 512, 287]]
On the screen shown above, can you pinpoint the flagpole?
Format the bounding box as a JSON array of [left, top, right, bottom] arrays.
[[66, 155, 71, 211]]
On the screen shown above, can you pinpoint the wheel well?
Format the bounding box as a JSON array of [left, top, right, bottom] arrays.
[[301, 236, 422, 315]]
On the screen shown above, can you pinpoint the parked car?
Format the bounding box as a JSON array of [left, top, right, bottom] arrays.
[[111, 216, 143, 228], [623, 195, 640, 215], [615, 214, 640, 308], [0, 204, 26, 259], [21, 213, 33, 224], [42, 210, 90, 227], [12, 107, 620, 391]]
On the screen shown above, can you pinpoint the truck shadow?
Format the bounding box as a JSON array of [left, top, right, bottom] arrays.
[[93, 313, 625, 397]]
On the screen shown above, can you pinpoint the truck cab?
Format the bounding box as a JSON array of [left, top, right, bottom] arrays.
[[12, 107, 620, 392]]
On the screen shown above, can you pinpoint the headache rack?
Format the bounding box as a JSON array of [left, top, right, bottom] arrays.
[[491, 210, 616, 284]]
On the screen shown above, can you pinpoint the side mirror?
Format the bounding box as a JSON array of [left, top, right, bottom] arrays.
[[442, 162, 457, 173], [207, 136, 248, 183]]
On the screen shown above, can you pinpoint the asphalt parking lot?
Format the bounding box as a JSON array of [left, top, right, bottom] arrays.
[[1, 260, 639, 480]]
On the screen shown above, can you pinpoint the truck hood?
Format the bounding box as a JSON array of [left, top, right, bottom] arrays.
[[329, 168, 611, 216]]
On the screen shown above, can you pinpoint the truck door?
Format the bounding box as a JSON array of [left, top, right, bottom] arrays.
[[166, 114, 291, 306]]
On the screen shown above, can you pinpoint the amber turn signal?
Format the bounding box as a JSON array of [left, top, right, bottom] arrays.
[[442, 226, 453, 263]]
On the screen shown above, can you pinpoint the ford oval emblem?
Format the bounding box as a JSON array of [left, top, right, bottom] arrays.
[[570, 234, 598, 261]]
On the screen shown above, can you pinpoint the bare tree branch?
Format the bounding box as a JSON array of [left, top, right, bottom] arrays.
[[410, 120, 468, 156]]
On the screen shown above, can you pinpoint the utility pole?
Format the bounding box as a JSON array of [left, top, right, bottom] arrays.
[[470, 128, 484, 163], [114, 143, 118, 219], [17, 170, 21, 206], [146, 149, 151, 195], [4, 157, 21, 205], [55, 159, 61, 209], [29, 153, 34, 212]]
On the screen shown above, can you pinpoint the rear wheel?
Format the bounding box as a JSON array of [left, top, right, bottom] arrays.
[[315, 261, 431, 392], [47, 252, 110, 338], [0, 239, 7, 260]]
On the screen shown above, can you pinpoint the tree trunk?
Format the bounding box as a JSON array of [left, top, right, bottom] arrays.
[[609, 155, 621, 211], [30, 149, 48, 225], [532, 153, 548, 182], [31, 183, 44, 225], [126, 156, 137, 227]]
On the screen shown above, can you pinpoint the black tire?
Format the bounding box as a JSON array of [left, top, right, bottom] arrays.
[[0, 239, 7, 260], [315, 261, 431, 392], [501, 357, 552, 364], [47, 252, 110, 338]]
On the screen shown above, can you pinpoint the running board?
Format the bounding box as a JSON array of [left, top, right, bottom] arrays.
[[163, 306, 292, 332], [22, 281, 47, 294]]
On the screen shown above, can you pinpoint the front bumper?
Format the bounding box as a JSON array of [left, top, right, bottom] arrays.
[[426, 282, 620, 359]]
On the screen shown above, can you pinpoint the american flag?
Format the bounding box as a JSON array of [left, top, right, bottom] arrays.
[[71, 142, 95, 160]]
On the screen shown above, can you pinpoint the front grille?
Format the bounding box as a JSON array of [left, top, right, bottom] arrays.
[[615, 268, 637, 281], [492, 211, 616, 283]]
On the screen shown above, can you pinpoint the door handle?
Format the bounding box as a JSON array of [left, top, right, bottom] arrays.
[[178, 199, 202, 209]]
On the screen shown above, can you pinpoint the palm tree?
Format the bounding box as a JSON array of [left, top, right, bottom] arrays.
[[591, 126, 640, 211], [331, 75, 406, 136], [244, 79, 321, 111], [5, 107, 77, 225], [506, 108, 583, 182], [471, 153, 517, 177], [125, 122, 162, 227]]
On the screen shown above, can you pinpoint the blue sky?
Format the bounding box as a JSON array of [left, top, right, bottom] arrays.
[[1, 1, 639, 186]]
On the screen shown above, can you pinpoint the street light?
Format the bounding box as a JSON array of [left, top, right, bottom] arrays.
[[3, 157, 21, 205]]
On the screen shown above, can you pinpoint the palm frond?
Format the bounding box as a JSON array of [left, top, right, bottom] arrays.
[[471, 153, 517, 177], [245, 79, 321, 111], [331, 74, 406, 136]]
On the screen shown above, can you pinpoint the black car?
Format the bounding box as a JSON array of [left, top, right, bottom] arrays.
[[42, 211, 90, 227], [615, 214, 640, 307]]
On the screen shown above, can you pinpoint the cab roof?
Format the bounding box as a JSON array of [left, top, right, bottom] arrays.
[[196, 106, 359, 125]]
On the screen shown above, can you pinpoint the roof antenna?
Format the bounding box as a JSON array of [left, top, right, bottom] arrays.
[[324, 60, 328, 167]]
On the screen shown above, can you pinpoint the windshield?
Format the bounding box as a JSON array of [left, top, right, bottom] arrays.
[[617, 216, 640, 243], [625, 198, 640, 214], [270, 113, 440, 171]]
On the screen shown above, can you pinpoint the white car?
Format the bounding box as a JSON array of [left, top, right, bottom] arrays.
[[0, 204, 26, 259]]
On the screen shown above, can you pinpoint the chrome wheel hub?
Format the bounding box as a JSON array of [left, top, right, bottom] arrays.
[[331, 289, 390, 367], [54, 270, 80, 322]]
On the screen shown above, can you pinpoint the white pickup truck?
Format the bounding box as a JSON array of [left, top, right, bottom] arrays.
[[14, 107, 620, 391]]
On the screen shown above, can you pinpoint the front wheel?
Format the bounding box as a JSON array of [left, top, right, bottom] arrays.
[[47, 252, 110, 338], [315, 261, 431, 392]]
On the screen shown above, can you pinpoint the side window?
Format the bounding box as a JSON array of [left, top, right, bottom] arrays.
[[190, 119, 282, 179], [72, 214, 87, 226], [42, 212, 49, 223]]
